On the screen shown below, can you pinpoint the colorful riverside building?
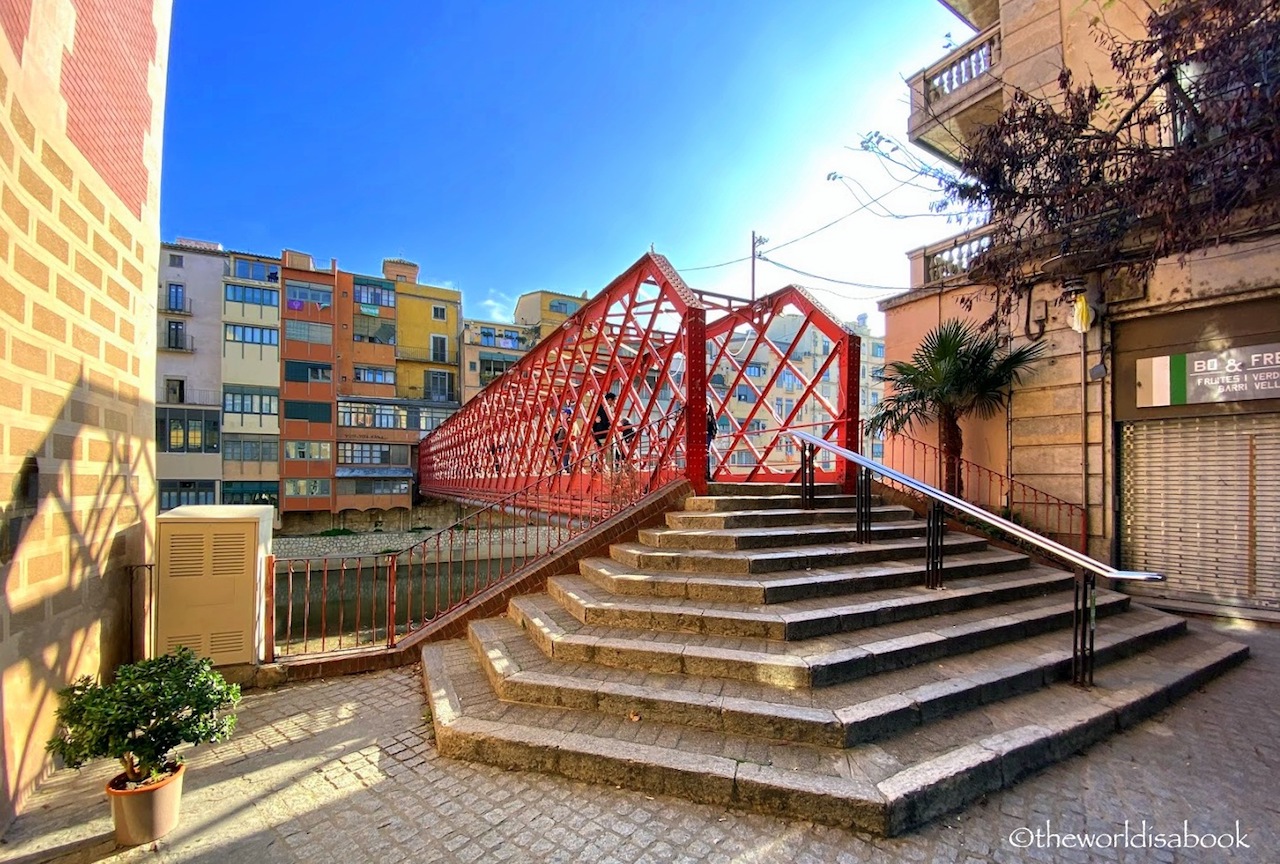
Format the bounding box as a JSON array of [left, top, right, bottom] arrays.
[[155, 243, 462, 533]]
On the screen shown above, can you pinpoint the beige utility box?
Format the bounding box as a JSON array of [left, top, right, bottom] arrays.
[[154, 505, 274, 666]]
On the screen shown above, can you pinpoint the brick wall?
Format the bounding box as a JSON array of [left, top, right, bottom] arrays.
[[0, 1, 171, 828]]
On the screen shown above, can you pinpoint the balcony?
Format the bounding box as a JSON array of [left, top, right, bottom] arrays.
[[159, 331, 195, 353], [161, 298, 193, 316], [907, 25, 1003, 164], [908, 223, 995, 289], [935, 0, 998, 31], [160, 386, 220, 406], [394, 346, 459, 365]]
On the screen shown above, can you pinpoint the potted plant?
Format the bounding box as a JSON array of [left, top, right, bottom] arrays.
[[46, 647, 241, 846]]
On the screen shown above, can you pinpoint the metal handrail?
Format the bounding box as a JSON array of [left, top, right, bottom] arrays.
[[787, 429, 1163, 583]]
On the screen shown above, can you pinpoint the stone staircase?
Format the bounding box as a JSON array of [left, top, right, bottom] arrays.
[[421, 483, 1248, 835]]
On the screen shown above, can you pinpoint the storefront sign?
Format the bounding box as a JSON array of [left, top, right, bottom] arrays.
[[1137, 342, 1280, 406]]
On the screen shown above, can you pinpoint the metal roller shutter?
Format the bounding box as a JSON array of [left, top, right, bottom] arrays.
[[1120, 413, 1280, 611]]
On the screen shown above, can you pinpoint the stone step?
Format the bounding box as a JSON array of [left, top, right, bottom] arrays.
[[684, 494, 871, 513], [609, 532, 990, 574], [507, 589, 1132, 689], [423, 625, 1248, 835], [666, 505, 915, 531], [581, 547, 1031, 604], [548, 567, 1072, 640], [469, 605, 1188, 748], [706, 482, 841, 497], [640, 519, 926, 551]]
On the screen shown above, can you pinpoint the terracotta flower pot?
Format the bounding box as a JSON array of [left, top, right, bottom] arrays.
[[105, 763, 185, 846]]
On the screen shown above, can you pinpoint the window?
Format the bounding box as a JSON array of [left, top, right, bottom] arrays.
[[479, 356, 516, 385], [222, 481, 278, 507], [735, 384, 756, 403], [861, 364, 868, 380], [168, 253, 183, 268], [336, 478, 411, 496], [284, 320, 333, 345], [872, 343, 885, 358], [353, 366, 395, 384], [427, 371, 454, 402], [284, 360, 333, 383], [822, 339, 830, 354], [779, 370, 800, 391], [431, 334, 449, 363], [283, 401, 332, 423], [352, 315, 395, 345], [338, 402, 407, 429], [285, 280, 332, 308], [870, 392, 880, 406], [165, 283, 186, 313], [337, 443, 409, 465], [353, 282, 396, 307], [225, 324, 279, 345], [284, 441, 331, 460], [871, 442, 884, 459], [223, 385, 278, 416], [744, 363, 765, 378], [159, 480, 216, 511], [479, 327, 496, 347], [549, 299, 578, 315], [225, 283, 280, 307], [155, 408, 220, 453], [283, 479, 330, 497], [469, 361, 477, 372], [164, 378, 185, 404], [729, 451, 758, 467], [774, 398, 795, 419], [432, 305, 447, 321], [165, 320, 188, 350], [234, 259, 280, 283], [222, 434, 279, 463]]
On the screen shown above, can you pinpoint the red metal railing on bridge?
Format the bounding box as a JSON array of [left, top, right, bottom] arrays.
[[269, 251, 1082, 659]]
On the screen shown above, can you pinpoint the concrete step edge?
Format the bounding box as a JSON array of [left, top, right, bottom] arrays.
[[875, 636, 1250, 834], [507, 591, 1133, 689], [469, 610, 1185, 748], [549, 569, 1075, 641]]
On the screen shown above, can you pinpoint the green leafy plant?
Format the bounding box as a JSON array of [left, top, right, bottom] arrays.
[[867, 319, 1044, 498], [47, 647, 241, 785]]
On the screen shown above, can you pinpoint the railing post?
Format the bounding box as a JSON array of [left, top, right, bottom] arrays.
[[800, 442, 815, 509], [856, 467, 873, 544], [1072, 569, 1096, 687], [925, 500, 945, 589], [263, 555, 276, 662], [386, 553, 398, 649], [838, 333, 860, 495], [686, 305, 708, 495]]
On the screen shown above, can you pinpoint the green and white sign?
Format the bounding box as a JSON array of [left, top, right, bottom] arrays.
[[1137, 342, 1280, 407]]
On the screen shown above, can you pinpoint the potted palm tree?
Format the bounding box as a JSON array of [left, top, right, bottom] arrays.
[[46, 647, 240, 846], [867, 319, 1045, 498]]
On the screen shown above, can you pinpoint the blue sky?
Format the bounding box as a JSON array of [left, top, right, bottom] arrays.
[[161, 1, 967, 329]]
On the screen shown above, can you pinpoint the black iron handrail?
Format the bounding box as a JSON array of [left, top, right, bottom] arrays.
[[788, 429, 1162, 584], [789, 429, 1162, 687]]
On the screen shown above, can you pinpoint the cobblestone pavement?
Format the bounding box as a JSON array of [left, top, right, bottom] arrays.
[[3, 618, 1276, 864]]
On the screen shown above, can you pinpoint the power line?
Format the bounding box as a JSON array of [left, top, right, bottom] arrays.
[[681, 255, 751, 272], [680, 173, 921, 272], [758, 255, 908, 295]]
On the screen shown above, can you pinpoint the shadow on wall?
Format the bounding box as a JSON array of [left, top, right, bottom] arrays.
[[0, 372, 155, 829]]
